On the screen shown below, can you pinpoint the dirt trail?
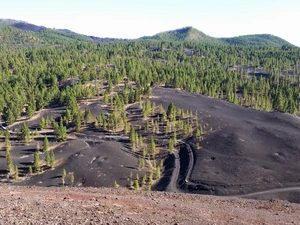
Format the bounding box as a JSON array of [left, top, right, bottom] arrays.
[[236, 186, 300, 198], [165, 150, 181, 193], [1, 185, 300, 225]]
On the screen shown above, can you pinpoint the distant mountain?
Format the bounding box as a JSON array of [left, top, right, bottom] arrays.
[[10, 22, 47, 32], [0, 19, 126, 45], [139, 26, 220, 44], [0, 18, 24, 29], [220, 34, 292, 47], [139, 27, 293, 47], [0, 27, 43, 44], [0, 19, 294, 47]]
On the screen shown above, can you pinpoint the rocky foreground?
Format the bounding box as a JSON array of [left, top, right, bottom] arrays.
[[0, 186, 299, 225]]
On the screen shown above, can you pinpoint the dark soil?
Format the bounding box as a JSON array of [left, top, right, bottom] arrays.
[[151, 87, 300, 203], [18, 140, 145, 188]]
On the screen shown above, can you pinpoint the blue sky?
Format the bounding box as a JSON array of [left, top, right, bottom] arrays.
[[1, 0, 300, 46]]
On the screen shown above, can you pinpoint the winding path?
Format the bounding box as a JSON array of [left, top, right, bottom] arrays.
[[235, 186, 300, 198], [166, 141, 196, 193], [165, 150, 181, 193]]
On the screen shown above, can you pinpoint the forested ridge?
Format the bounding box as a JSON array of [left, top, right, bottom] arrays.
[[140, 27, 292, 47], [0, 20, 294, 47], [0, 40, 300, 126]]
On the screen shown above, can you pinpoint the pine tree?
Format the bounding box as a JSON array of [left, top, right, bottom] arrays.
[[45, 151, 51, 166], [142, 100, 151, 118], [14, 165, 19, 181], [130, 126, 137, 151], [149, 136, 156, 156], [58, 120, 68, 141], [4, 129, 10, 144], [39, 117, 45, 129], [64, 109, 72, 125], [20, 122, 30, 143], [6, 108, 15, 125], [62, 168, 67, 186], [137, 158, 143, 169], [6, 150, 14, 175], [114, 180, 119, 189], [36, 142, 40, 151], [148, 168, 153, 184], [156, 166, 161, 179], [142, 174, 147, 185], [29, 166, 33, 175], [84, 108, 92, 124], [70, 173, 75, 186], [134, 179, 140, 190], [43, 135, 49, 152], [34, 151, 40, 173], [74, 113, 81, 131], [167, 102, 176, 121], [49, 150, 55, 168], [6, 140, 11, 152], [169, 138, 175, 154]]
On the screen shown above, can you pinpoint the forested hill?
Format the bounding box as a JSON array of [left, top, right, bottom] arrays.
[[139, 27, 293, 47], [139, 27, 221, 44], [0, 19, 24, 29], [220, 34, 292, 47], [0, 19, 295, 47], [0, 39, 300, 126], [0, 19, 126, 44]]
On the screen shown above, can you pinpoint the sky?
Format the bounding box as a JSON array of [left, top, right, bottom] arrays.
[[1, 0, 300, 46]]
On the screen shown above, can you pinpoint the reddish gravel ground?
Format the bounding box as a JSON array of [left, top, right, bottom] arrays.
[[0, 185, 299, 225]]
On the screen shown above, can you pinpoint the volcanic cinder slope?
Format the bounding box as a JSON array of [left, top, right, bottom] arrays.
[[151, 87, 300, 203], [1, 185, 300, 225]]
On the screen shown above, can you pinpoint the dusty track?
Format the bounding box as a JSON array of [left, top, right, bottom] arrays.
[[1, 185, 300, 225], [236, 187, 300, 198], [165, 150, 181, 193]]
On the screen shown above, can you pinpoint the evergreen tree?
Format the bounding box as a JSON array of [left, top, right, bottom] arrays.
[[20, 122, 30, 143], [83, 108, 92, 124], [39, 117, 45, 129], [6, 150, 14, 175], [149, 136, 157, 156], [34, 151, 40, 173], [142, 174, 147, 185], [36, 142, 40, 151], [167, 102, 176, 121], [156, 166, 161, 179], [6, 109, 15, 125], [43, 135, 49, 152], [49, 150, 55, 168], [29, 166, 33, 175], [114, 180, 119, 188], [45, 151, 51, 166], [56, 120, 68, 141], [14, 165, 19, 181], [62, 168, 67, 186], [4, 129, 10, 144], [64, 109, 72, 125], [134, 179, 140, 190], [70, 173, 75, 186]]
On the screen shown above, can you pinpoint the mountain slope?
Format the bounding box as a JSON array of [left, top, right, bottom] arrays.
[[139, 27, 293, 47], [220, 34, 292, 47], [0, 18, 24, 29], [0, 27, 43, 44], [1, 186, 300, 224], [0, 19, 126, 44], [10, 22, 47, 32], [140, 26, 221, 44], [0, 18, 294, 47]]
